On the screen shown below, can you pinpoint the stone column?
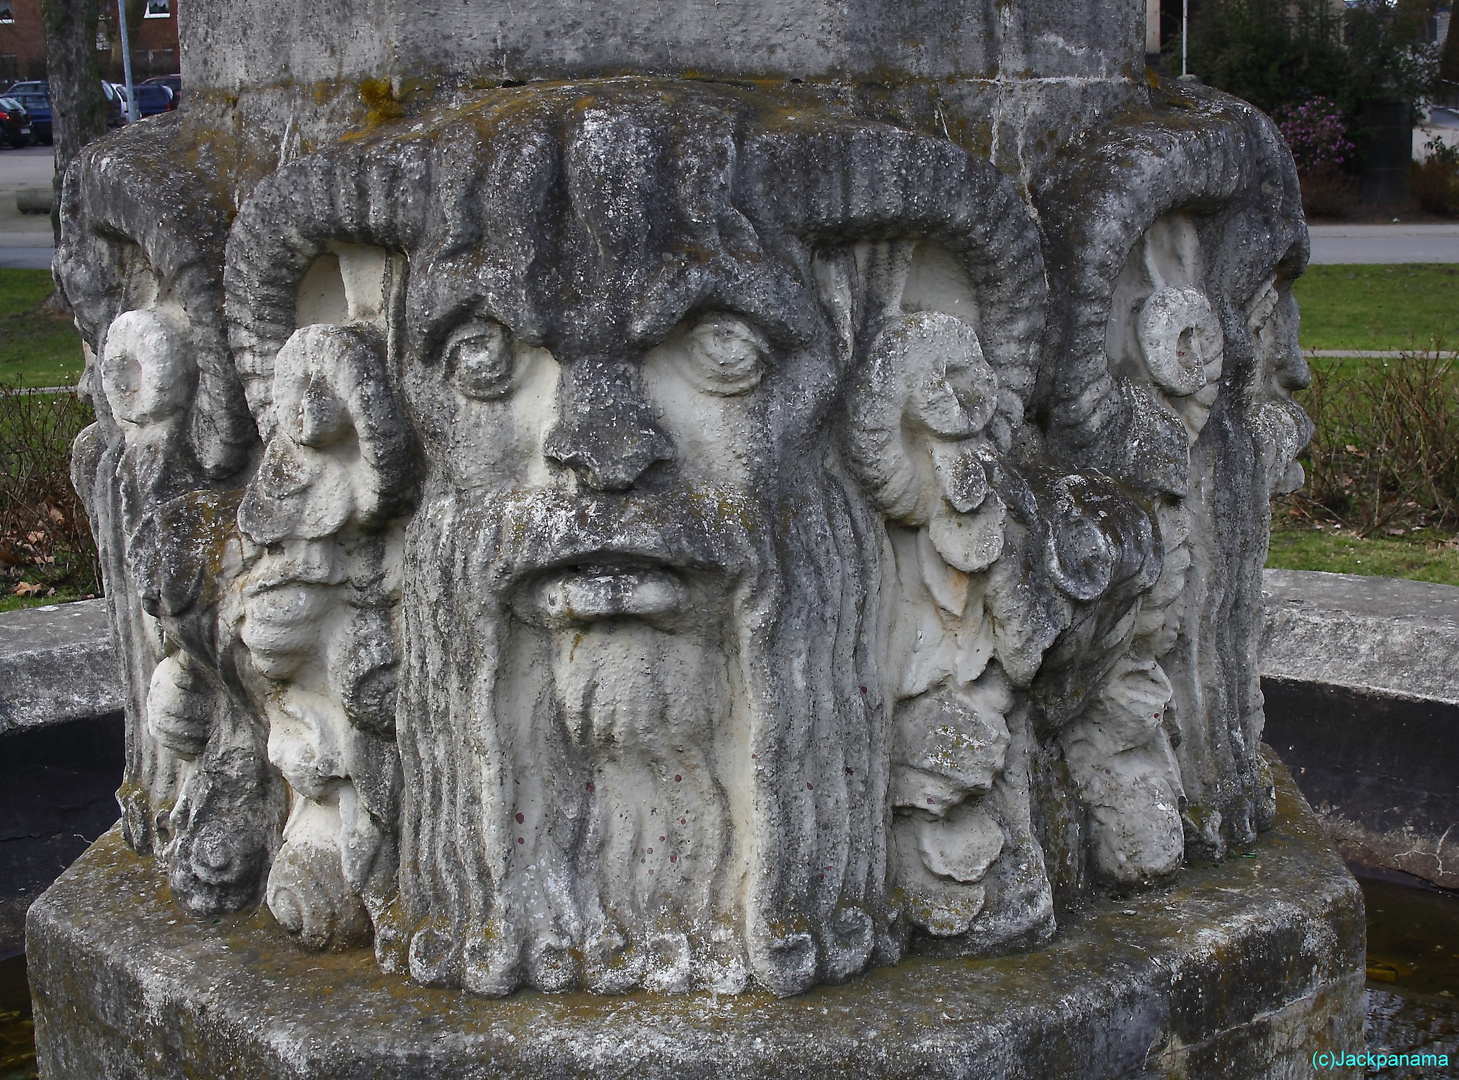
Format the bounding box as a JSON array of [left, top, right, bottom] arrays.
[[28, 1, 1363, 1076]]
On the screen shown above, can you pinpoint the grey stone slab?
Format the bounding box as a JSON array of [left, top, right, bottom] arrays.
[[1263, 680, 1459, 891], [173, 0, 1150, 181], [1260, 568, 1459, 705], [1260, 568, 1459, 891], [26, 755, 1364, 1079], [180, 0, 1143, 91], [0, 599, 123, 734]]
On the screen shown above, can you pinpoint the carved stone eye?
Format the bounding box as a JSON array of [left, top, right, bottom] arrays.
[[678, 314, 767, 396], [445, 320, 516, 400]]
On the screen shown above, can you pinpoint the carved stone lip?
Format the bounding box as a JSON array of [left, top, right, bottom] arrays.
[[512, 558, 691, 625], [240, 569, 343, 596]]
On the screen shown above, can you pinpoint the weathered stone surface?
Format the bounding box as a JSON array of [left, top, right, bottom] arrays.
[[55, 71, 1310, 999], [42, 0, 1330, 1037], [0, 599, 121, 734], [169, 0, 1153, 204], [27, 755, 1364, 1079], [183, 0, 1144, 87], [1262, 568, 1459, 705]]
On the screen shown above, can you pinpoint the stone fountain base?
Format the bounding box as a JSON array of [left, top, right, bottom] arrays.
[[27, 755, 1363, 1080]]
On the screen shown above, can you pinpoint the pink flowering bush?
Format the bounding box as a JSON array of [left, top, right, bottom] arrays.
[[1274, 97, 1356, 174]]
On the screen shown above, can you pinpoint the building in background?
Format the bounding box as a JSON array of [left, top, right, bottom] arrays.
[[0, 0, 45, 83], [0, 0, 179, 86], [109, 0, 179, 79]]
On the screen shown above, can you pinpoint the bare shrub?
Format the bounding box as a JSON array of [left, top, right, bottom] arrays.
[[0, 379, 99, 598], [1298, 168, 1360, 218], [1412, 137, 1459, 216], [1288, 348, 1459, 535]]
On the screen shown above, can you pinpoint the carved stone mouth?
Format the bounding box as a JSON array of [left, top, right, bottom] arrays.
[[514, 560, 689, 625]]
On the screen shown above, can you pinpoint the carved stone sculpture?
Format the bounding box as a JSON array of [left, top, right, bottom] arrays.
[[57, 66, 1310, 1004]]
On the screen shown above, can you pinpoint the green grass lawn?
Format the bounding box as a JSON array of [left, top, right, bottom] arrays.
[[0, 268, 86, 389], [1294, 264, 1459, 352], [1267, 525, 1459, 585], [0, 585, 96, 614]]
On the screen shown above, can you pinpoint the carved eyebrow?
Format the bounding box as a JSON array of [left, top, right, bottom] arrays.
[[626, 276, 817, 354]]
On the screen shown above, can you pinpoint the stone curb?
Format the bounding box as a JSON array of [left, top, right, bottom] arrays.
[[1260, 568, 1459, 705], [26, 764, 1365, 1080], [0, 598, 122, 735]]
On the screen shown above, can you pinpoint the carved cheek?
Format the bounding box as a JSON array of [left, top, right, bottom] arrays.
[[266, 697, 346, 799], [642, 336, 763, 489], [240, 583, 338, 679], [439, 344, 561, 489]]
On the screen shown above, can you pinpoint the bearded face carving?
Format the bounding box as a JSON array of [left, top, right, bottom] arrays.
[[58, 79, 1311, 997]]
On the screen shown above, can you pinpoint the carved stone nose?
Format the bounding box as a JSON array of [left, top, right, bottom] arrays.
[[543, 356, 675, 491]]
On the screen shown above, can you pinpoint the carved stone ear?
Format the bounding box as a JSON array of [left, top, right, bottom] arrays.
[[227, 139, 429, 435], [100, 308, 195, 430], [1041, 473, 1162, 605], [238, 324, 416, 544], [57, 123, 255, 479], [1034, 94, 1306, 481], [753, 120, 1045, 433], [1137, 287, 1222, 399], [846, 311, 997, 524]]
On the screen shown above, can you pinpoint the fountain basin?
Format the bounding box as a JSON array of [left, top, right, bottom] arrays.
[[26, 755, 1363, 1080]]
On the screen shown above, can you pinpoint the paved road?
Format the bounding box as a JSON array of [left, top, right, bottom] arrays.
[[0, 145, 54, 267], [0, 242, 54, 270], [1308, 223, 1459, 265]]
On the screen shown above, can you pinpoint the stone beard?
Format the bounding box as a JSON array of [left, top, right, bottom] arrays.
[[393, 478, 888, 996]]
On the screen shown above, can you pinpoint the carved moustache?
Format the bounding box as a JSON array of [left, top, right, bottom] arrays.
[[420, 482, 780, 628]]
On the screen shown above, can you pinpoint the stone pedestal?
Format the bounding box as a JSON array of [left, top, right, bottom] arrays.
[[27, 757, 1363, 1079], [41, 0, 1346, 1068]]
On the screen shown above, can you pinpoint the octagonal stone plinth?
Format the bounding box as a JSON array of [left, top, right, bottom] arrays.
[[27, 755, 1362, 1080]]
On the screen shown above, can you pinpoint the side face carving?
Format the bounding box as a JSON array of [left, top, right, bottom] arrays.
[[1035, 81, 1310, 871], [58, 78, 1311, 999], [236, 311, 413, 952]]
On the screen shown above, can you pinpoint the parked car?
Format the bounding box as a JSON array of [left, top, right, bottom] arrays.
[[1, 80, 122, 141], [0, 97, 32, 148], [116, 83, 174, 121], [102, 80, 125, 127], [3, 82, 50, 144], [141, 74, 181, 107]]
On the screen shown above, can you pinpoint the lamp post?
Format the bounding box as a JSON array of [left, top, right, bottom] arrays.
[[116, 0, 136, 123], [1182, 0, 1189, 79]]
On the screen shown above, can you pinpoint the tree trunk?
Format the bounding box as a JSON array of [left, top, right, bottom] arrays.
[[39, 0, 109, 248]]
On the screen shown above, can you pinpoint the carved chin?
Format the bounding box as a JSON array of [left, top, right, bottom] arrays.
[[548, 618, 724, 747]]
